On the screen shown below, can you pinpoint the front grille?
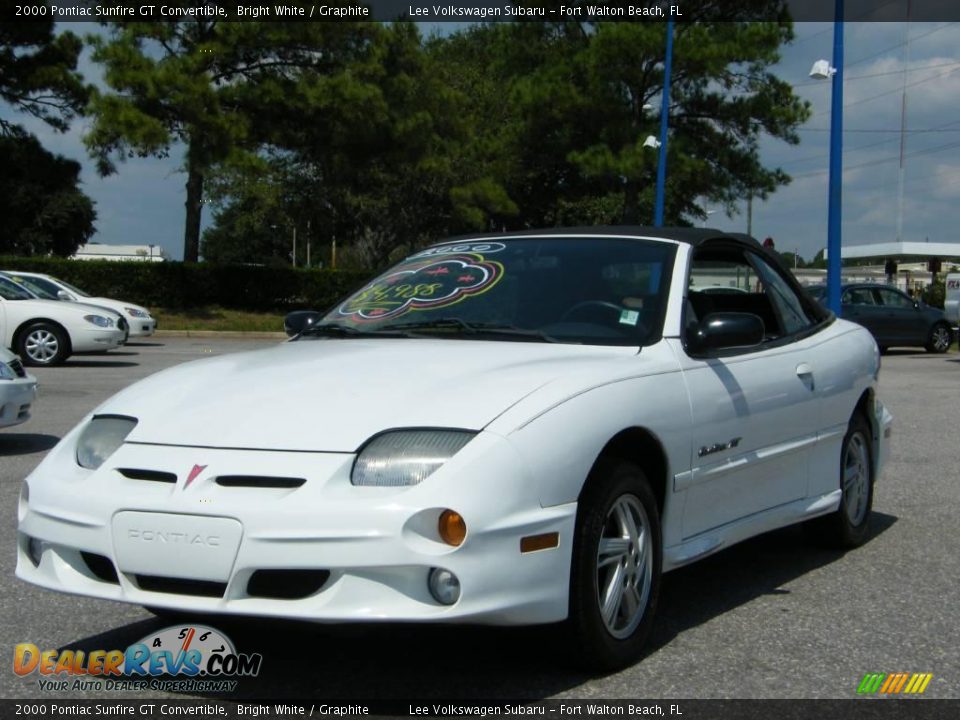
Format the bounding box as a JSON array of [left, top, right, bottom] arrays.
[[215, 475, 305, 489], [247, 570, 330, 599], [135, 575, 226, 598], [118, 468, 177, 483], [81, 552, 119, 584], [8, 358, 25, 378]]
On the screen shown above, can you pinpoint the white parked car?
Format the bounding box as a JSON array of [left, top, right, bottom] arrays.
[[2, 271, 156, 340], [0, 347, 37, 429], [946, 272, 959, 327], [0, 272, 126, 366], [16, 229, 892, 669]]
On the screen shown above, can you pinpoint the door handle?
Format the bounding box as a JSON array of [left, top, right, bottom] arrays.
[[796, 363, 815, 390]]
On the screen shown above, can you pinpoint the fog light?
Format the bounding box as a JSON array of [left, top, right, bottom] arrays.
[[438, 509, 466, 547], [27, 536, 44, 567], [428, 567, 461, 606]]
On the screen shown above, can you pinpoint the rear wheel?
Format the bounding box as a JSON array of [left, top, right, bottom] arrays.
[[806, 413, 874, 548], [17, 322, 69, 366], [567, 459, 661, 671], [925, 323, 952, 353]]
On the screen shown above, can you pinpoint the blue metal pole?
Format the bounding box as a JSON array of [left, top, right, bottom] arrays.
[[654, 19, 674, 227], [826, 0, 844, 314]]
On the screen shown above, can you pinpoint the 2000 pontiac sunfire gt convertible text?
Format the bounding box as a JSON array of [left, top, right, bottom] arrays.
[[17, 229, 892, 669]]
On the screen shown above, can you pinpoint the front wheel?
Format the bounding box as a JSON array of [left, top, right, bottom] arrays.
[[17, 322, 69, 366], [567, 460, 662, 671], [925, 323, 952, 353]]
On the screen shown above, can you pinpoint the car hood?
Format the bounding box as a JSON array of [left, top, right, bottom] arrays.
[[101, 339, 638, 452], [86, 297, 150, 316], [5, 298, 121, 321]]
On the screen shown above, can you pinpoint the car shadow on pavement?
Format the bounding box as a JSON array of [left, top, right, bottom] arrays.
[[0, 433, 60, 456], [648, 512, 898, 654], [52, 513, 897, 700], [124, 342, 164, 347], [59, 617, 592, 700], [61, 360, 140, 368]]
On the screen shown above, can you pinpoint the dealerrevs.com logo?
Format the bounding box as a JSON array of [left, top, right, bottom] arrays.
[[14, 625, 262, 693]]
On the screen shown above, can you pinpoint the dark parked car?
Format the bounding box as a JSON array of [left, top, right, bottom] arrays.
[[807, 283, 953, 353]]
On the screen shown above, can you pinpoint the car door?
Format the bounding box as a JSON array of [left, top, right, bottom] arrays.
[[874, 287, 923, 344], [841, 287, 891, 344], [677, 245, 822, 539]]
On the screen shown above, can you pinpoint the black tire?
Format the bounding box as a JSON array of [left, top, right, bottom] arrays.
[[17, 322, 69, 366], [567, 459, 662, 671], [925, 323, 952, 353], [806, 413, 874, 548]]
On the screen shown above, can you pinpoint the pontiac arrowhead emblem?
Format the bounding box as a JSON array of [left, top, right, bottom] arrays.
[[184, 464, 208, 489]]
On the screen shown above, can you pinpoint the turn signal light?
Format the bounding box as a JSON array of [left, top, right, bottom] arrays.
[[438, 510, 466, 547], [520, 532, 560, 553]]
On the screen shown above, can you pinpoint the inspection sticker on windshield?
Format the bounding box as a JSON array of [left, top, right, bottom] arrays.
[[619, 309, 640, 326]]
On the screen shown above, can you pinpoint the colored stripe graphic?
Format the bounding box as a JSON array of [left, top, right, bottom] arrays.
[[858, 673, 886, 694], [858, 672, 933, 694], [904, 674, 934, 694]]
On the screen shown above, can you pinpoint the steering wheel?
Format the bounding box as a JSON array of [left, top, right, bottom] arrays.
[[561, 300, 624, 323]]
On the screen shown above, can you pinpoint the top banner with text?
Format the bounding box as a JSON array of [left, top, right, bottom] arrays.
[[5, 0, 960, 24]]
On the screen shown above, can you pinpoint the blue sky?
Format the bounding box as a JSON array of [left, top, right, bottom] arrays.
[[9, 20, 960, 262]]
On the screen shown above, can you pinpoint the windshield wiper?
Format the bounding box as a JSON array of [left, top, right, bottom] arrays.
[[380, 318, 559, 343], [298, 323, 409, 338]]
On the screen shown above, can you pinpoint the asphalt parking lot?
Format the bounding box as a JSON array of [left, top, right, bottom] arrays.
[[1, 338, 958, 701]]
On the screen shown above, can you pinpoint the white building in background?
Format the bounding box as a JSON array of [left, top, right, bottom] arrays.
[[72, 243, 166, 262]]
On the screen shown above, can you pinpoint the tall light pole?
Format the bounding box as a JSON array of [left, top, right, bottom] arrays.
[[826, 0, 844, 314], [653, 18, 674, 227]]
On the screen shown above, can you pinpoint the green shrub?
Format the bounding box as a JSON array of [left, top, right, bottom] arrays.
[[0, 257, 371, 312], [923, 278, 945, 309]]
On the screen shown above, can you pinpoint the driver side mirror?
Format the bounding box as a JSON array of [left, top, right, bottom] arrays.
[[57, 290, 73, 301], [284, 310, 322, 337], [688, 312, 765, 354]]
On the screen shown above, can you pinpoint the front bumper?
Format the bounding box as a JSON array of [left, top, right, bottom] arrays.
[[17, 432, 575, 625], [874, 398, 893, 478], [71, 327, 126, 353], [127, 318, 156, 338], [0, 376, 38, 428]]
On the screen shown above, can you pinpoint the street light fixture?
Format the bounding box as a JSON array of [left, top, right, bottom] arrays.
[[809, 59, 836, 80]]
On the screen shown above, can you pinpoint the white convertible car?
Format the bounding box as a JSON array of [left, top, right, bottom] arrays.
[[2, 271, 156, 341], [0, 273, 127, 366], [16, 229, 892, 669], [0, 347, 37, 429]]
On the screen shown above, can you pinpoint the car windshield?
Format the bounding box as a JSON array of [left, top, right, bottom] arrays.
[[0, 275, 38, 301], [55, 278, 90, 297], [7, 275, 58, 300], [318, 236, 677, 346]]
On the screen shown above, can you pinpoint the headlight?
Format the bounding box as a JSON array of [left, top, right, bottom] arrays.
[[76, 415, 138, 470], [351, 430, 476, 487], [84, 314, 115, 328], [0, 362, 14, 380], [125, 307, 150, 318]]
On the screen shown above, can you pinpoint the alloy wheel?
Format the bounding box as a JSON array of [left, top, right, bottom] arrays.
[[842, 431, 870, 526], [596, 494, 653, 639]]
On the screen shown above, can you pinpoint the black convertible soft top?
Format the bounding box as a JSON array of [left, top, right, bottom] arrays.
[[442, 226, 764, 249]]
